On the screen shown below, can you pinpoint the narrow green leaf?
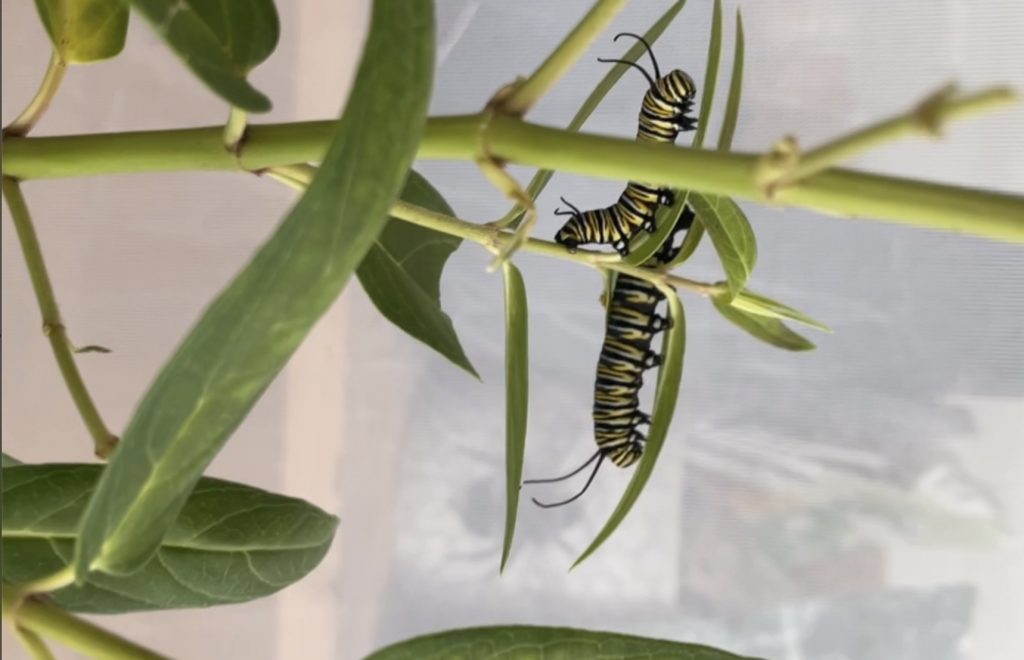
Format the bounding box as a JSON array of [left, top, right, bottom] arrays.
[[575, 291, 686, 567], [670, 216, 706, 265], [624, 190, 692, 266], [506, 0, 689, 227], [366, 625, 759, 660], [128, 0, 280, 112], [1, 453, 22, 467], [72, 0, 433, 581], [712, 294, 815, 351], [691, 0, 722, 149], [357, 171, 477, 378], [34, 0, 129, 63], [676, 4, 745, 264], [730, 289, 832, 333], [717, 10, 745, 151], [3, 464, 337, 613], [688, 192, 756, 299], [499, 262, 528, 573]]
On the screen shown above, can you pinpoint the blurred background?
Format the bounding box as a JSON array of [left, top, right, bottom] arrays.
[[3, 1, 1022, 658]]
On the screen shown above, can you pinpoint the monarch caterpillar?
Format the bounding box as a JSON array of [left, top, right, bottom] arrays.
[[554, 33, 697, 256], [527, 205, 696, 507]]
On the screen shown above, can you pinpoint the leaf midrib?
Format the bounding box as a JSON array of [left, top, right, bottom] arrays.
[[3, 529, 327, 553]]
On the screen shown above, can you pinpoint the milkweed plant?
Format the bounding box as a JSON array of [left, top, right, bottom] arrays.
[[2, 1, 1020, 658]]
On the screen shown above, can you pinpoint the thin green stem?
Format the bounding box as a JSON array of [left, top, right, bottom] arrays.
[[498, 0, 628, 116], [14, 625, 56, 660], [223, 107, 248, 153], [2, 583, 168, 660], [263, 164, 718, 295], [3, 50, 67, 138], [389, 200, 723, 296], [769, 85, 1017, 187], [2, 177, 118, 458]]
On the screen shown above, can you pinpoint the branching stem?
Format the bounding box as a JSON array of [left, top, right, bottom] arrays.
[[762, 85, 1017, 190], [2, 583, 168, 660]]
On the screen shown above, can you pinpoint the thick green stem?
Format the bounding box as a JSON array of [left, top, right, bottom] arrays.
[[1, 584, 168, 660], [3, 105, 1022, 242], [2, 177, 118, 458], [3, 50, 67, 138], [481, 115, 1024, 242], [498, 0, 628, 116]]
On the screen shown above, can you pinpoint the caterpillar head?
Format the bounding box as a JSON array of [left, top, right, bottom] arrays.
[[554, 226, 581, 253], [553, 198, 584, 253]]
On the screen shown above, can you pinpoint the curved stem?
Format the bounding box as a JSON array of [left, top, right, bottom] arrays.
[[14, 625, 56, 660], [2, 583, 168, 660], [498, 0, 628, 116], [2, 177, 118, 458], [223, 107, 248, 154], [3, 50, 67, 138]]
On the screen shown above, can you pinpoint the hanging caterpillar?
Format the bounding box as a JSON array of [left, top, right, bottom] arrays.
[[526, 205, 696, 507], [554, 33, 697, 256]]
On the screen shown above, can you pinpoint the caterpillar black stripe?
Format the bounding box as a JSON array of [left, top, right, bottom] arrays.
[[527, 205, 696, 507], [554, 33, 697, 256]]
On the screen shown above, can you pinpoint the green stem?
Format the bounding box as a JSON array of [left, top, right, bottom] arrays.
[[2, 177, 118, 458], [481, 114, 1024, 242], [390, 200, 722, 296], [3, 50, 67, 138], [223, 107, 248, 153], [14, 625, 56, 660], [3, 100, 1022, 242], [2, 584, 168, 660], [498, 0, 628, 116], [771, 85, 1016, 187]]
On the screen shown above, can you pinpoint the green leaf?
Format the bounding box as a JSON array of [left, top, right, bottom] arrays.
[[503, 0, 689, 228], [357, 171, 477, 378], [670, 216, 705, 265], [624, 190, 692, 266], [688, 192, 756, 299], [72, 0, 433, 581], [712, 293, 815, 351], [128, 0, 280, 112], [2, 464, 337, 613], [366, 625, 759, 660], [34, 0, 129, 63], [1, 453, 22, 467], [730, 289, 832, 333], [717, 10, 745, 151], [692, 0, 722, 149], [575, 290, 686, 567], [499, 262, 528, 573]]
